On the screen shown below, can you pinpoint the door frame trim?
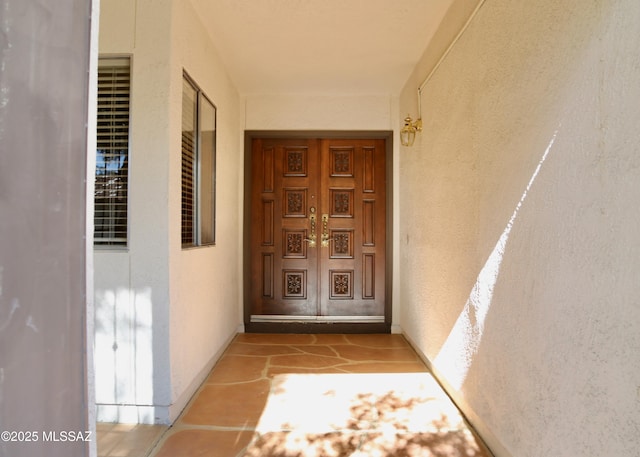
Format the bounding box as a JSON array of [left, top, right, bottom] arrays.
[[243, 131, 394, 333]]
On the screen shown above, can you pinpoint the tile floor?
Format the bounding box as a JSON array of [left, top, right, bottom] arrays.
[[98, 333, 491, 457]]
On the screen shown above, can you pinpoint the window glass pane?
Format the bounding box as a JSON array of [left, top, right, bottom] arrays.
[[95, 57, 130, 247], [181, 78, 197, 246], [181, 72, 216, 248], [199, 95, 216, 245]]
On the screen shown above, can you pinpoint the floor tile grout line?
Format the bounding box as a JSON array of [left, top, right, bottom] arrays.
[[160, 423, 258, 433], [139, 334, 487, 457], [146, 337, 258, 457]]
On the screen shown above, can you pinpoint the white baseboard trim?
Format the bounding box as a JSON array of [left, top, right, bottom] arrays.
[[401, 331, 510, 457], [96, 330, 239, 426], [96, 404, 169, 425], [250, 314, 385, 323], [167, 330, 239, 423]]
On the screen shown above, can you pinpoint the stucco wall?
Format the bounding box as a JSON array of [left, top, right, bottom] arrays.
[[245, 94, 394, 131], [399, 1, 640, 456], [95, 0, 173, 424], [167, 0, 243, 420], [95, 0, 242, 424]]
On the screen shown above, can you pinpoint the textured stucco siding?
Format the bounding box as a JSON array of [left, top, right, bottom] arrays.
[[399, 1, 640, 456]]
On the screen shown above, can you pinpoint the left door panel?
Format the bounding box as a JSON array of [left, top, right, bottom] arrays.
[[250, 138, 320, 315]]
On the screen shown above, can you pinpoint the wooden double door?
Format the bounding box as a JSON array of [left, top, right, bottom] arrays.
[[250, 138, 386, 320]]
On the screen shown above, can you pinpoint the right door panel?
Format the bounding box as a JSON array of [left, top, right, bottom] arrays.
[[318, 139, 386, 317]]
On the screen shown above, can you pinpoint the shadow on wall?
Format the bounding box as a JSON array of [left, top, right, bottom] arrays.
[[433, 127, 560, 390], [94, 285, 160, 424]]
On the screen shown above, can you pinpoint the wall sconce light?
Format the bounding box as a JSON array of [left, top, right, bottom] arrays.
[[400, 114, 422, 147], [400, 0, 485, 148]]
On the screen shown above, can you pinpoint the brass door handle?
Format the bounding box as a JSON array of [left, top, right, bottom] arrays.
[[304, 207, 317, 248], [321, 213, 333, 247]]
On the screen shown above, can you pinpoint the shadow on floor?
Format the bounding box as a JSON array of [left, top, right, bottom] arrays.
[[98, 333, 491, 457]]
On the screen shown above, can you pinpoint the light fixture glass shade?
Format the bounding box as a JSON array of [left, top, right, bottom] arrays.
[[400, 115, 421, 147], [400, 127, 416, 147]]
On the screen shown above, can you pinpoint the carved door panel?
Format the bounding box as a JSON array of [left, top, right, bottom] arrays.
[[318, 139, 386, 317], [250, 138, 320, 316], [250, 138, 385, 319]]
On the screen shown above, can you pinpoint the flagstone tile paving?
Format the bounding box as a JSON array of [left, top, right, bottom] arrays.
[[98, 333, 491, 457]]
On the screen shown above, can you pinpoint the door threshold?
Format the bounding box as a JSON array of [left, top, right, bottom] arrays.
[[251, 315, 384, 324], [245, 318, 390, 334]]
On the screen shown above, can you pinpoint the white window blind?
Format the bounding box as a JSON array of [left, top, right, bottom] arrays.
[[95, 57, 130, 247], [181, 78, 197, 245]]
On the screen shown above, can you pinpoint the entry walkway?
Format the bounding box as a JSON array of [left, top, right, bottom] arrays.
[[100, 333, 491, 456]]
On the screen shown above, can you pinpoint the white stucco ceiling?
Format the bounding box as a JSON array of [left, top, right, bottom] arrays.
[[189, 0, 455, 95]]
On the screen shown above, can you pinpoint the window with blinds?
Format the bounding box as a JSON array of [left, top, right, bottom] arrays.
[[95, 57, 130, 247], [182, 73, 216, 247]]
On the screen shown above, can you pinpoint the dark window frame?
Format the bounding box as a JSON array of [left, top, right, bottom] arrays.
[[94, 56, 131, 248], [181, 72, 216, 248]]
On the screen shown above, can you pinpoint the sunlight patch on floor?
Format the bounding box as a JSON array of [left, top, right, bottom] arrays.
[[145, 333, 490, 456], [245, 372, 483, 456]]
